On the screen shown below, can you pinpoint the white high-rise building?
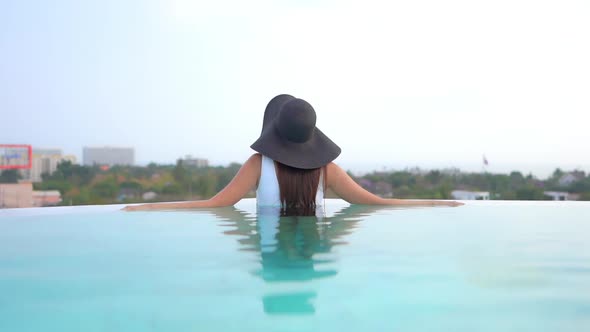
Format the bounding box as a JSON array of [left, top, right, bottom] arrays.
[[83, 146, 135, 166], [182, 155, 209, 168], [20, 149, 77, 183]]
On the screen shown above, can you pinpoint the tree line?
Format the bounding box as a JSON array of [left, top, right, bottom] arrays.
[[1, 161, 589, 205], [33, 160, 242, 205], [356, 168, 590, 200]]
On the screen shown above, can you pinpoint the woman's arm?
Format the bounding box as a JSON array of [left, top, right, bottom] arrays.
[[123, 154, 261, 211], [326, 163, 463, 207]]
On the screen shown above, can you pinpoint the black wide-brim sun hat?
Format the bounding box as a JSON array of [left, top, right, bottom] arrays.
[[251, 97, 341, 169], [261, 94, 294, 135]]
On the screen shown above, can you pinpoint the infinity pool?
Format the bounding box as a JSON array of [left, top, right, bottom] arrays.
[[1, 199, 589, 331]]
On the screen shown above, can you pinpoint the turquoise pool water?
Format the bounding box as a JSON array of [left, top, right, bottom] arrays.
[[1, 199, 589, 331]]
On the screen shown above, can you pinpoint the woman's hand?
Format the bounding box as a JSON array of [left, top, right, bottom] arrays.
[[122, 204, 150, 211], [444, 201, 464, 207]]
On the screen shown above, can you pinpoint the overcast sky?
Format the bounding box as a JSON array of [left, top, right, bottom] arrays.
[[1, 0, 589, 177]]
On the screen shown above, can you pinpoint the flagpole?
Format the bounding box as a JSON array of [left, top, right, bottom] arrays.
[[482, 154, 489, 173]]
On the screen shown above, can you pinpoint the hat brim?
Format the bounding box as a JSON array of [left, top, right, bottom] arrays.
[[251, 125, 341, 169]]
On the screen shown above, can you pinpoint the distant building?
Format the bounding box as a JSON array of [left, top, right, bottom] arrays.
[[0, 183, 33, 208], [543, 191, 570, 201], [451, 190, 490, 200], [20, 148, 77, 182], [558, 172, 584, 187], [0, 184, 62, 208], [142, 191, 157, 200], [33, 190, 62, 207], [182, 155, 209, 168], [0, 144, 31, 169], [83, 146, 134, 166], [117, 187, 141, 202]]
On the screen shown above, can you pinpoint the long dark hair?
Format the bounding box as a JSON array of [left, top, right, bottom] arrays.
[[275, 161, 326, 216]]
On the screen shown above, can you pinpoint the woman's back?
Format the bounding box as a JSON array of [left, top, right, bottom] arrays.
[[256, 154, 324, 207]]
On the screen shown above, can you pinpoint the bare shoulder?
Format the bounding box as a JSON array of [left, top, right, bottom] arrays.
[[242, 153, 262, 188], [325, 162, 346, 185], [243, 153, 262, 180], [248, 153, 262, 167], [326, 162, 346, 175], [326, 162, 338, 173]]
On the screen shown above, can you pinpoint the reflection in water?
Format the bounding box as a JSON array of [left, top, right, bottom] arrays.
[[207, 205, 390, 315]]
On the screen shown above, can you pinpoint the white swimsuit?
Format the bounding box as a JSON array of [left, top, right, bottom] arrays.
[[256, 155, 325, 248], [256, 155, 324, 207]]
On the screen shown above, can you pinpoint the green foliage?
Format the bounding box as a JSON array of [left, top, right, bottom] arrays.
[[173, 159, 187, 183], [34, 180, 72, 193], [198, 174, 218, 197], [0, 169, 22, 183], [43, 161, 97, 186], [162, 183, 183, 195], [31, 161, 590, 205], [120, 181, 143, 191], [515, 186, 547, 200], [353, 167, 590, 201], [570, 177, 590, 193], [94, 178, 119, 199], [215, 164, 240, 192], [32, 159, 239, 206], [69, 188, 94, 205]]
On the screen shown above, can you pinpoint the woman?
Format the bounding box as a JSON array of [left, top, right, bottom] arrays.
[[124, 95, 462, 211]]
